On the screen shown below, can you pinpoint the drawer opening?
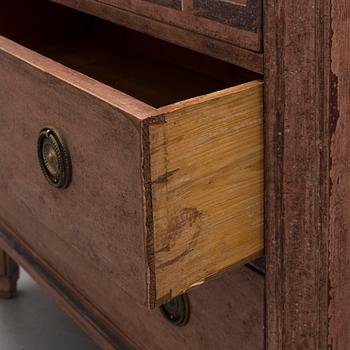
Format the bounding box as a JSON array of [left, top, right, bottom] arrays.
[[0, 0, 260, 108]]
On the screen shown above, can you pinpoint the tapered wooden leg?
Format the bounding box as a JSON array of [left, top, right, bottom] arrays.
[[0, 249, 19, 298]]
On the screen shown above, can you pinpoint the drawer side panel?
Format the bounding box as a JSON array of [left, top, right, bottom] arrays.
[[149, 80, 264, 303]]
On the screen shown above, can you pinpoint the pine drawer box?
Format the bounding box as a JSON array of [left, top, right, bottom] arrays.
[[0, 1, 263, 307]]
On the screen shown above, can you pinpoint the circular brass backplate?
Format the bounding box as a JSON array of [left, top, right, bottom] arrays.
[[160, 294, 190, 326], [37, 128, 71, 188]]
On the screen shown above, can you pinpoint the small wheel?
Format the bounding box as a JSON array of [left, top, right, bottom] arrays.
[[160, 294, 190, 326]]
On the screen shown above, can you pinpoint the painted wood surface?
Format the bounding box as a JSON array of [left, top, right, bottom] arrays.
[[0, 228, 264, 350], [49, 0, 263, 72], [149, 81, 264, 303], [328, 1, 350, 349], [0, 250, 19, 298], [0, 35, 152, 306], [264, 0, 330, 348], [264, 0, 350, 349]]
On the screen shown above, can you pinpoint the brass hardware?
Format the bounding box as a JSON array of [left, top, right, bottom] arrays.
[[160, 294, 190, 326], [37, 128, 71, 188]]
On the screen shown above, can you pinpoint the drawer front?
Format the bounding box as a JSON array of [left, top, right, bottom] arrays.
[[0, 37, 155, 305]]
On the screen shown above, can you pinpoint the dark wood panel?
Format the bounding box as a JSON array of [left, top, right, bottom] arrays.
[[264, 0, 330, 347], [193, 0, 259, 32], [0, 225, 264, 350]]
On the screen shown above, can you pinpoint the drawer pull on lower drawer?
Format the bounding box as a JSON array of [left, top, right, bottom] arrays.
[[160, 294, 190, 326], [37, 128, 71, 189]]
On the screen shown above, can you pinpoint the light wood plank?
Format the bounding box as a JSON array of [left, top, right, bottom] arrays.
[[149, 80, 264, 303]]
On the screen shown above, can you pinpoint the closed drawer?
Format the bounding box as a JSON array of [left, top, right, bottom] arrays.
[[0, 1, 263, 307]]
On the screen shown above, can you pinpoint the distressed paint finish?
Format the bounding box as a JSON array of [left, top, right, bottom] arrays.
[[0, 35, 154, 306], [3, 0, 350, 349], [265, 0, 350, 349], [328, 1, 350, 349], [264, 0, 330, 349]]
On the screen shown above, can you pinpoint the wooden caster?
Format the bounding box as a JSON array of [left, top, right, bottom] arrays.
[[0, 250, 19, 299]]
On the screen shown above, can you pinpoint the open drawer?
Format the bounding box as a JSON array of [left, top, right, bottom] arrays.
[[0, 1, 263, 307]]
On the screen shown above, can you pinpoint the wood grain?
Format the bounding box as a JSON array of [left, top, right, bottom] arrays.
[[0, 249, 19, 298], [148, 80, 264, 303], [263, 0, 340, 349], [328, 1, 350, 349]]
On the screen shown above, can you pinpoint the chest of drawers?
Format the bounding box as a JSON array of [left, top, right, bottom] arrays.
[[1, 0, 350, 350]]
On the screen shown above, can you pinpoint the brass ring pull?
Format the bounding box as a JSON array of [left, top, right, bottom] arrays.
[[37, 128, 71, 188], [160, 294, 190, 326]]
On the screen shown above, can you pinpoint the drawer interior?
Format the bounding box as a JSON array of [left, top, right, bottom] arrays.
[[0, 0, 259, 108]]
